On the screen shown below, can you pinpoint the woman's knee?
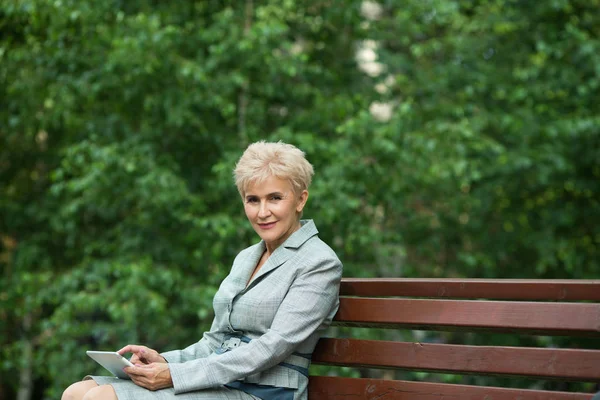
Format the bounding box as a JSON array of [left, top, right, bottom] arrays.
[[81, 384, 118, 400], [61, 380, 98, 400]]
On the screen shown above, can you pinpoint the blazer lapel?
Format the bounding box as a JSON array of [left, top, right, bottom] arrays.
[[239, 242, 266, 290]]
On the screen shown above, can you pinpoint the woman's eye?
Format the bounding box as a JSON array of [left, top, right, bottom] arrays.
[[271, 196, 283, 201], [246, 197, 258, 204]]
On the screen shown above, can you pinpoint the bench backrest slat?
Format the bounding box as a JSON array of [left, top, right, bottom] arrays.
[[311, 279, 600, 399], [312, 338, 600, 380], [308, 376, 594, 400], [340, 278, 600, 300], [335, 297, 600, 336]]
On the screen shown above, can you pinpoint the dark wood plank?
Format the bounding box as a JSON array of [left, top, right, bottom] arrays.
[[308, 376, 595, 400], [335, 298, 600, 336], [312, 338, 600, 381], [340, 278, 600, 301]]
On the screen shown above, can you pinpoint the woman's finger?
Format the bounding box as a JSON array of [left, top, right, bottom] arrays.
[[117, 344, 141, 355]]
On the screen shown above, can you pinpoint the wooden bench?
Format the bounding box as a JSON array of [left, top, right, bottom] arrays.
[[309, 278, 600, 399]]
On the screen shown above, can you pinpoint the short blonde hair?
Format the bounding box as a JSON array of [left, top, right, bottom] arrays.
[[233, 141, 314, 197]]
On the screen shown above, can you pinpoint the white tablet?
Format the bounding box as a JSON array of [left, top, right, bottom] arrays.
[[86, 351, 134, 380]]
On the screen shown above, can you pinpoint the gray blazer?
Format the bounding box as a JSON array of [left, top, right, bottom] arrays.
[[161, 220, 342, 400]]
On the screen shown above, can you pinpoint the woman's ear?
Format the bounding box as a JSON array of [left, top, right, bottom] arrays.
[[296, 190, 309, 213]]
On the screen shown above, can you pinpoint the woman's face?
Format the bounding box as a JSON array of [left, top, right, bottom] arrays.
[[243, 176, 308, 253]]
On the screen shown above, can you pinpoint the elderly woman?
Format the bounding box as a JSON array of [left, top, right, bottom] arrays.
[[62, 141, 343, 400]]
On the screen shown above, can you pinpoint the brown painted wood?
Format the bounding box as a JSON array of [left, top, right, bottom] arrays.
[[309, 280, 600, 397], [334, 297, 600, 336], [312, 338, 600, 381], [340, 278, 600, 301], [308, 376, 595, 400]]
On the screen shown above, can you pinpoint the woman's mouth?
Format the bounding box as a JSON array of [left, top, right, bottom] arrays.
[[258, 222, 277, 229]]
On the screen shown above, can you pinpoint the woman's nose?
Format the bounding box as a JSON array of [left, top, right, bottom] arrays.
[[258, 201, 271, 218]]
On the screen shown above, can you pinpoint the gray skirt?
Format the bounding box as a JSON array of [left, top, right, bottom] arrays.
[[86, 375, 259, 400]]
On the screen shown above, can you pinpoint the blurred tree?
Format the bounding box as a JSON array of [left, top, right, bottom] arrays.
[[0, 0, 598, 398], [0, 0, 371, 397], [357, 0, 600, 280]]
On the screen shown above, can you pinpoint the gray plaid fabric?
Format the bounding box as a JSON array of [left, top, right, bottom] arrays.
[[88, 376, 259, 400]]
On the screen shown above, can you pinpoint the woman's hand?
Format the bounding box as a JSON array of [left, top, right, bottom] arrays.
[[124, 362, 173, 391], [118, 344, 166, 365]]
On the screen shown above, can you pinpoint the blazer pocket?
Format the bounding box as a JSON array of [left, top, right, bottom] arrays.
[[242, 364, 300, 389]]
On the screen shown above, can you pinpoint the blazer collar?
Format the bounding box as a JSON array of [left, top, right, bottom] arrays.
[[247, 220, 318, 286], [281, 219, 318, 249]]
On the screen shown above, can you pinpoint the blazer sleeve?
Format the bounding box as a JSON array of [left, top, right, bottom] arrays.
[[167, 252, 342, 394]]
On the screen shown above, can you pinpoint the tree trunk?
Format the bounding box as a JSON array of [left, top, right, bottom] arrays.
[[237, 0, 253, 146], [16, 314, 33, 400]]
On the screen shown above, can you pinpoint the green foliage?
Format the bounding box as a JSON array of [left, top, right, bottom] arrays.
[[1, 0, 598, 398], [366, 0, 600, 279]]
